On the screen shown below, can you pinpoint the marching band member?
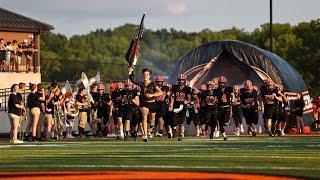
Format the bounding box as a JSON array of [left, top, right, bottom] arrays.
[[8, 84, 26, 143], [65, 92, 77, 138], [44, 87, 55, 140], [130, 68, 162, 142], [27, 83, 45, 141], [76, 87, 90, 138]]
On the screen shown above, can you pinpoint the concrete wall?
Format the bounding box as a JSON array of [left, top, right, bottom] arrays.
[[0, 72, 41, 89]]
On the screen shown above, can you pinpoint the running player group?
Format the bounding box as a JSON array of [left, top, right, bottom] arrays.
[[109, 68, 305, 142]]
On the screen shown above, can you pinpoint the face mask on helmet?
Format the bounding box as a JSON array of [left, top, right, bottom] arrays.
[[156, 81, 163, 87], [218, 83, 226, 89], [178, 79, 186, 86]]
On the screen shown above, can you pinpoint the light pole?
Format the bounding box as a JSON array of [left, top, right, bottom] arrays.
[[269, 0, 273, 52]]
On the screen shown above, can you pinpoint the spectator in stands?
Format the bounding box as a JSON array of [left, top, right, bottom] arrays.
[[0, 38, 6, 71], [12, 40, 20, 72], [25, 39, 37, 72], [8, 84, 26, 144], [4, 41, 12, 71]]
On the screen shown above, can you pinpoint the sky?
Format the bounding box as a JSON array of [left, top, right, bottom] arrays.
[[1, 0, 320, 37]]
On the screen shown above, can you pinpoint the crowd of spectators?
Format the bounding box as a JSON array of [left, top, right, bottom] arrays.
[[0, 35, 37, 72]]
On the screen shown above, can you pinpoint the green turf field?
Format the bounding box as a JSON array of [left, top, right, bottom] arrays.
[[0, 136, 319, 178]]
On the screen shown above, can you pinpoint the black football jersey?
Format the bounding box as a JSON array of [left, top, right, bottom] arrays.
[[111, 90, 124, 108], [171, 85, 192, 108], [121, 89, 138, 107], [156, 86, 170, 105], [215, 86, 233, 107], [260, 86, 279, 106], [240, 88, 258, 109], [201, 89, 217, 106]]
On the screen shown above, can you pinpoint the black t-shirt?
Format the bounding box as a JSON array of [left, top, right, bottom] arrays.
[[45, 95, 59, 115], [215, 86, 233, 107], [27, 92, 41, 109], [240, 88, 258, 109], [201, 89, 217, 106], [76, 94, 89, 112], [171, 85, 192, 108], [141, 81, 158, 102], [8, 93, 22, 116]]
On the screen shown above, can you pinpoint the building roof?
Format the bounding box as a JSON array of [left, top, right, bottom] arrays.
[[0, 7, 54, 33]]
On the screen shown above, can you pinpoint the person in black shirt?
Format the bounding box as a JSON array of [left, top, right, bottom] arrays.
[[27, 83, 45, 141], [292, 93, 305, 134], [260, 78, 283, 136], [76, 88, 90, 138], [36, 83, 46, 139], [200, 81, 218, 139], [240, 80, 259, 137], [232, 85, 243, 136], [90, 84, 99, 137], [96, 83, 112, 137], [8, 84, 26, 143], [169, 74, 192, 141], [122, 80, 140, 140], [130, 68, 162, 142], [215, 76, 234, 141], [111, 82, 125, 139], [154, 76, 170, 138]]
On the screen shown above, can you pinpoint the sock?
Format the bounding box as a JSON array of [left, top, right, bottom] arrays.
[[97, 123, 102, 133]]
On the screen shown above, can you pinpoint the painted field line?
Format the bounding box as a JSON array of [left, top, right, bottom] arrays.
[[4, 154, 318, 159], [0, 164, 319, 171]]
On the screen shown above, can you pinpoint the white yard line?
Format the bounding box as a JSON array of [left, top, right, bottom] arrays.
[[0, 154, 319, 159]]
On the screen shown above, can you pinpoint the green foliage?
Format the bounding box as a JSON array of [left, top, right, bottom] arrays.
[[41, 19, 320, 96]]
